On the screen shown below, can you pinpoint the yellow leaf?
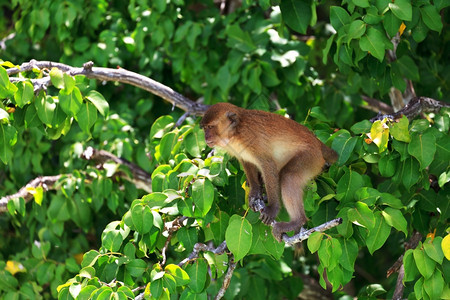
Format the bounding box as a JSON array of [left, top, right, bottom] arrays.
[[26, 186, 44, 206], [370, 120, 389, 153], [242, 181, 250, 206], [442, 234, 450, 260], [5, 260, 26, 275], [74, 253, 84, 264], [399, 22, 406, 36]]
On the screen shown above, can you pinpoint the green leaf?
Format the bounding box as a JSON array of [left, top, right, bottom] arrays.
[[35, 94, 56, 126], [192, 178, 215, 217], [400, 157, 421, 190], [403, 249, 419, 282], [389, 0, 412, 21], [86, 90, 109, 117], [355, 187, 381, 207], [350, 120, 372, 134], [81, 250, 100, 268], [59, 86, 83, 117], [381, 207, 407, 236], [211, 211, 230, 244], [383, 10, 401, 38], [339, 238, 358, 272], [413, 247, 436, 279], [330, 6, 351, 31], [366, 212, 391, 254], [423, 270, 445, 300], [102, 230, 124, 252], [318, 238, 332, 267], [150, 115, 174, 140], [348, 201, 375, 229], [127, 259, 147, 278], [307, 232, 323, 253], [14, 81, 34, 108], [390, 63, 406, 92], [408, 131, 436, 170], [336, 168, 365, 204], [131, 204, 153, 234], [360, 27, 386, 62], [63, 73, 75, 93], [50, 68, 64, 89], [280, 0, 313, 34], [165, 264, 190, 286], [378, 153, 398, 177], [396, 56, 420, 81], [423, 237, 444, 264], [0, 124, 17, 164], [159, 132, 178, 163], [75, 102, 97, 135], [331, 130, 357, 165], [390, 115, 411, 143], [378, 193, 403, 209], [420, 5, 443, 32], [185, 259, 208, 293], [364, 6, 383, 25], [184, 125, 206, 158], [225, 24, 256, 53], [225, 215, 252, 262], [347, 20, 366, 40], [352, 0, 369, 8]]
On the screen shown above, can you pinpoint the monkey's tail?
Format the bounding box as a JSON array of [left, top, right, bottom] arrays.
[[321, 144, 338, 164]]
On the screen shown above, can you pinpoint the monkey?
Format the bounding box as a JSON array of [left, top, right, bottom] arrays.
[[200, 103, 338, 242]]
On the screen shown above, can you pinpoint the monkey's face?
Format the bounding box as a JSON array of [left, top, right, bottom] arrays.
[[201, 114, 236, 148]]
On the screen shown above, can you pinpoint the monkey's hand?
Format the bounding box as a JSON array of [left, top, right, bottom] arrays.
[[248, 192, 266, 212]]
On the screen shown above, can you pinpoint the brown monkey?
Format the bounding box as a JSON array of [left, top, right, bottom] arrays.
[[201, 103, 338, 242]]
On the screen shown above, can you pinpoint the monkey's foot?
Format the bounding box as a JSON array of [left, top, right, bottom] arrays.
[[272, 222, 302, 243], [259, 205, 278, 225]]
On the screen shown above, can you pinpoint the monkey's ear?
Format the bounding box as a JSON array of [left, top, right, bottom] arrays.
[[226, 111, 239, 127]]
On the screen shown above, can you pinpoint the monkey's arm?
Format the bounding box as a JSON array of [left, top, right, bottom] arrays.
[[259, 161, 281, 225]]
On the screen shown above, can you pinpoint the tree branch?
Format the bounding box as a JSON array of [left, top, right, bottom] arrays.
[[81, 146, 152, 193], [7, 60, 209, 116], [0, 147, 152, 213], [388, 231, 423, 300], [370, 96, 449, 122], [250, 197, 342, 245], [0, 175, 65, 212]]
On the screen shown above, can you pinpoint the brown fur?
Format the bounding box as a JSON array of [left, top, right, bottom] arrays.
[[201, 103, 337, 241]]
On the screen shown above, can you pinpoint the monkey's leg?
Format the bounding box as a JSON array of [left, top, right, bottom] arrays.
[[272, 150, 324, 242], [241, 161, 264, 211], [259, 162, 281, 225], [271, 170, 309, 242]]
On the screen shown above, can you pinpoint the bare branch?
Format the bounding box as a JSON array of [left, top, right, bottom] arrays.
[[370, 96, 450, 122], [81, 146, 152, 193], [7, 60, 209, 116], [161, 216, 188, 266], [214, 256, 237, 300], [0, 175, 65, 212], [361, 95, 395, 114], [0, 147, 153, 213], [178, 241, 228, 267]]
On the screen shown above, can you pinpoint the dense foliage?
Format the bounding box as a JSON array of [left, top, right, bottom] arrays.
[[0, 0, 449, 299]]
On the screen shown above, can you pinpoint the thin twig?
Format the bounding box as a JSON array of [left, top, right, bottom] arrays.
[[161, 216, 188, 266], [214, 256, 237, 300]]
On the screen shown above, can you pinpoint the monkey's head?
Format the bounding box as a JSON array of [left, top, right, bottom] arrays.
[[201, 103, 240, 148]]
